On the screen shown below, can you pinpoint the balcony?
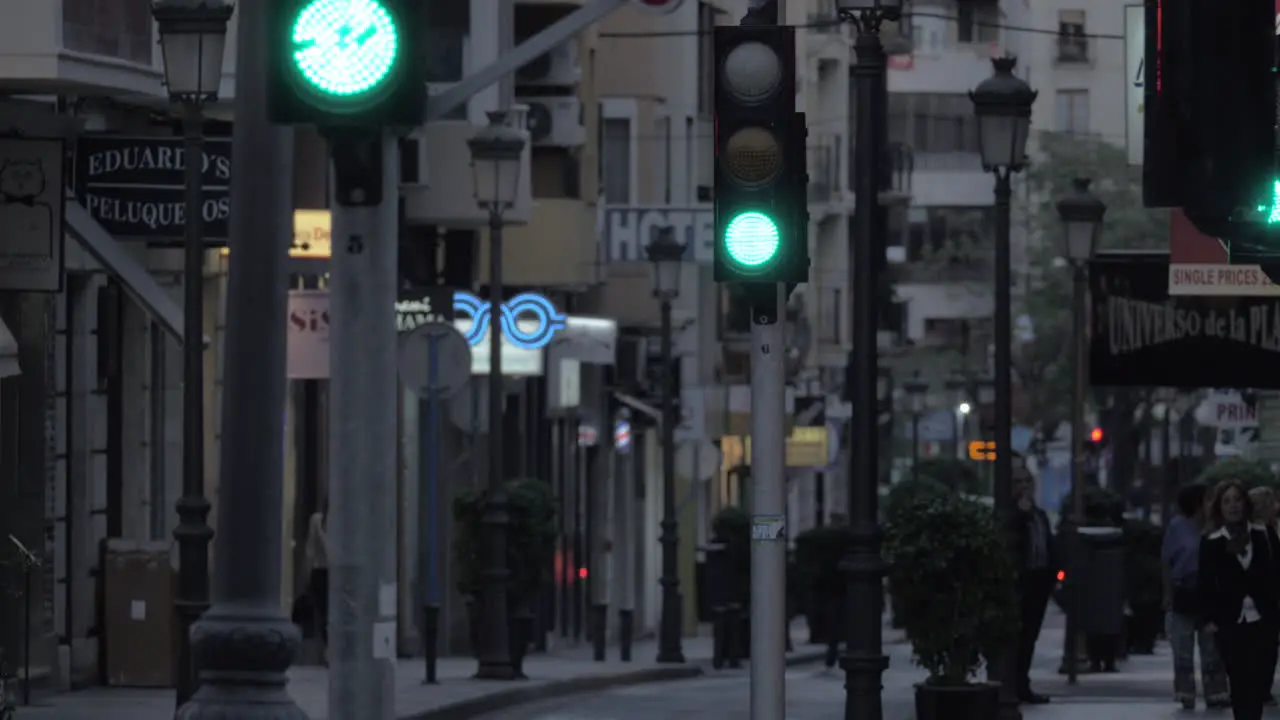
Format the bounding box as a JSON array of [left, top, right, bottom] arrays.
[[0, 0, 174, 96], [910, 152, 994, 207], [889, 260, 991, 285], [808, 138, 844, 217], [477, 198, 601, 288]]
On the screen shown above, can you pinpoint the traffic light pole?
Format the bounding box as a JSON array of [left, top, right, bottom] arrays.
[[327, 129, 400, 720], [749, 284, 788, 720]]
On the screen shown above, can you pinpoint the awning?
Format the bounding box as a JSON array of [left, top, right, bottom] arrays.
[[65, 201, 187, 345], [0, 319, 19, 378]]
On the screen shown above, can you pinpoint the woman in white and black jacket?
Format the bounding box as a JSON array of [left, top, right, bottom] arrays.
[[1199, 479, 1280, 720]]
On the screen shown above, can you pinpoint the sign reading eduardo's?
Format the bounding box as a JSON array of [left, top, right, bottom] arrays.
[[1090, 252, 1280, 389], [73, 134, 232, 243]]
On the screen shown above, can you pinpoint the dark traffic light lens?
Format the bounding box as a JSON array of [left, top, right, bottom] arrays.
[[721, 42, 783, 104], [722, 127, 782, 186]]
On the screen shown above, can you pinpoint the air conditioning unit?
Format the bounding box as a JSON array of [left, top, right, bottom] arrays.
[[518, 97, 586, 147], [515, 43, 582, 87]]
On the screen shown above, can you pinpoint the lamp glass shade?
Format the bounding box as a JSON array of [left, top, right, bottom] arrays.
[[469, 113, 525, 209], [650, 256, 682, 299]]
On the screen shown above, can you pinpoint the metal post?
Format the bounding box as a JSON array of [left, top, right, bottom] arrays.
[[842, 12, 889, 720], [1064, 263, 1087, 685], [477, 208, 516, 678], [910, 413, 920, 483], [992, 172, 1022, 720], [749, 285, 787, 720], [148, 321, 167, 541], [616, 410, 635, 661], [326, 130, 399, 720], [591, 373, 612, 662], [175, 96, 213, 709], [1160, 401, 1172, 522], [420, 339, 442, 683], [656, 294, 684, 663], [176, 0, 302, 711]]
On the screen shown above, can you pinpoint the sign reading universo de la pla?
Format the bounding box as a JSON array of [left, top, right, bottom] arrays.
[[74, 134, 232, 243]]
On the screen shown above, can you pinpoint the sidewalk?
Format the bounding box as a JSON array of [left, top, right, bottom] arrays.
[[18, 622, 825, 720]]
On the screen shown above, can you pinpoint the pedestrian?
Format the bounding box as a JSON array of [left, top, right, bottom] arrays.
[[1248, 485, 1280, 706], [1162, 482, 1229, 710], [1200, 479, 1280, 720], [306, 494, 330, 666], [1010, 467, 1055, 705]]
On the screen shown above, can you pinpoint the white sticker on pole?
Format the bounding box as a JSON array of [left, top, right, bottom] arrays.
[[372, 621, 397, 660], [751, 514, 786, 542]]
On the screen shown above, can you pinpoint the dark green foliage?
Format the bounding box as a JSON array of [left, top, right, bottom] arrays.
[[915, 458, 986, 495], [453, 478, 558, 608], [884, 492, 1019, 685], [1196, 457, 1278, 491], [883, 477, 950, 526]]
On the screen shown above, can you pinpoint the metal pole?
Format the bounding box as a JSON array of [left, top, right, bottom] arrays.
[[420, 338, 442, 682], [657, 295, 684, 663], [843, 14, 889, 720], [176, 0, 302, 710], [326, 130, 399, 720], [910, 413, 919, 483], [148, 321, 167, 541], [1160, 401, 1172, 522], [477, 208, 516, 678], [1064, 263, 1087, 685], [615, 409, 635, 661], [749, 284, 787, 720], [175, 96, 213, 709], [992, 172, 1022, 720]]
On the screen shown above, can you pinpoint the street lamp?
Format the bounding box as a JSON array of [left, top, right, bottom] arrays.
[[468, 110, 526, 680], [945, 371, 969, 459], [1056, 177, 1105, 685], [836, 1, 899, 717], [152, 0, 233, 707], [902, 374, 928, 482], [971, 55, 1037, 719], [646, 225, 686, 663]]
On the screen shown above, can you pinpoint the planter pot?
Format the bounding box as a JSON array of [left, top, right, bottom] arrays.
[[914, 683, 999, 720]]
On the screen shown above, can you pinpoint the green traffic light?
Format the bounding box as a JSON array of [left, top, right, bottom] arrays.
[[1269, 180, 1280, 224], [292, 0, 399, 98], [723, 211, 781, 268]]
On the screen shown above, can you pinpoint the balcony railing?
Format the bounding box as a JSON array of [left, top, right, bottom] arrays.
[[818, 287, 842, 344], [809, 141, 840, 204], [1056, 34, 1089, 63], [890, 260, 991, 284]]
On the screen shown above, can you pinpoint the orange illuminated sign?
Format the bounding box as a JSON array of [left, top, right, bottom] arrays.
[[968, 440, 996, 461], [220, 209, 332, 259]]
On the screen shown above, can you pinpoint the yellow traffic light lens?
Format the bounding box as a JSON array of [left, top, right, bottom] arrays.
[[722, 127, 782, 187], [721, 41, 783, 104]]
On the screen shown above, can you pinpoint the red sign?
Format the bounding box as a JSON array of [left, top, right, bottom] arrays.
[[1168, 209, 1280, 296]]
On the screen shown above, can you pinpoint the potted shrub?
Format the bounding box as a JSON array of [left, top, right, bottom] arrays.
[[885, 492, 1018, 720], [884, 478, 949, 628], [453, 478, 557, 672], [916, 457, 986, 496], [793, 524, 851, 644]]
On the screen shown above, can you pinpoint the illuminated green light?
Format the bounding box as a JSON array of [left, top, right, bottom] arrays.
[[724, 211, 781, 268], [1269, 180, 1280, 224], [291, 0, 399, 98]]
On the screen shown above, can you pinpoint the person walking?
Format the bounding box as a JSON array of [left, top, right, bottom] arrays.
[[1200, 479, 1280, 720], [1011, 468, 1055, 705], [1162, 482, 1229, 710], [1248, 485, 1280, 706], [306, 494, 331, 665]]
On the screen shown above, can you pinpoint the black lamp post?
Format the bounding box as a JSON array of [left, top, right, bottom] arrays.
[[1055, 177, 1105, 684], [970, 55, 1037, 720], [902, 374, 928, 481], [836, 0, 900, 714], [151, 0, 232, 707], [647, 225, 686, 664], [468, 110, 526, 680], [944, 371, 969, 459]]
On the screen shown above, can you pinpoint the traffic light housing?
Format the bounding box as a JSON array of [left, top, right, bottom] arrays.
[[712, 25, 808, 285], [268, 0, 426, 126]]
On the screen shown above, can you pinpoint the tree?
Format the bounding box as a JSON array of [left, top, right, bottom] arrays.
[[1019, 132, 1168, 492]]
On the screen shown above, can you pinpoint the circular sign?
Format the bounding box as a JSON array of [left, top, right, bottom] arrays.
[[292, 0, 400, 98], [398, 322, 471, 398]]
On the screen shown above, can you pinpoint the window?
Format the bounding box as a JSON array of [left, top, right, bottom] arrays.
[[901, 206, 994, 263], [887, 94, 979, 154], [1055, 90, 1090, 135], [601, 117, 632, 204], [423, 0, 469, 82], [956, 4, 1000, 45], [63, 0, 153, 65], [1057, 10, 1089, 62]]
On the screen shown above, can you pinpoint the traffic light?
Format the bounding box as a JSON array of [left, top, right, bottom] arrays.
[[268, 0, 426, 126], [712, 25, 807, 285], [1170, 0, 1276, 237]]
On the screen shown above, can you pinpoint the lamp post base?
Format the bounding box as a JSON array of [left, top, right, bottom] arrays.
[[176, 605, 307, 720]]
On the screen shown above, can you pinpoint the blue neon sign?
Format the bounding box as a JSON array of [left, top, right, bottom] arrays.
[[453, 292, 567, 350]]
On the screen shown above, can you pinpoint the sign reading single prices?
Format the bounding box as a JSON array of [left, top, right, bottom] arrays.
[[1169, 210, 1280, 296]]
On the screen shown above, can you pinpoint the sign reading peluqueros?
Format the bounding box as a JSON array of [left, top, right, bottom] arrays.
[[73, 134, 232, 243]]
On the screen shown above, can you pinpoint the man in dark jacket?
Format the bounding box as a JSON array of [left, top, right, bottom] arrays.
[[1011, 467, 1056, 704]]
